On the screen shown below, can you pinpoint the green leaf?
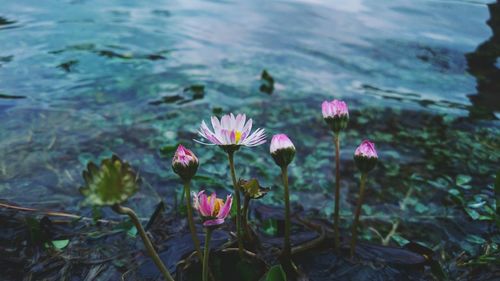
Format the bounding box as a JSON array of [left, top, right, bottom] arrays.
[[456, 174, 472, 186], [80, 155, 140, 206], [262, 219, 278, 236], [265, 265, 286, 281], [391, 233, 410, 246], [51, 239, 70, 249], [465, 234, 486, 244], [414, 203, 429, 214], [127, 226, 138, 238], [465, 208, 480, 220], [159, 144, 179, 158]]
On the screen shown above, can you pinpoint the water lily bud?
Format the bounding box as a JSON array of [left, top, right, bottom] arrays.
[[172, 144, 199, 181], [270, 134, 296, 168], [354, 140, 378, 173], [322, 100, 349, 133]]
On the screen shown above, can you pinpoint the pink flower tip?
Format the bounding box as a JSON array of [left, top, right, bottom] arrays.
[[172, 144, 198, 167], [322, 99, 349, 119], [354, 140, 378, 158], [270, 134, 295, 154]]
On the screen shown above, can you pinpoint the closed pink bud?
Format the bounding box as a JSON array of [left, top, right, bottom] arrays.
[[354, 140, 378, 173], [270, 134, 296, 167], [322, 100, 349, 132], [172, 145, 199, 181]]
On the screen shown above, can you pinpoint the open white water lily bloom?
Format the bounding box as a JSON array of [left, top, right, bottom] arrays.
[[196, 113, 266, 151]]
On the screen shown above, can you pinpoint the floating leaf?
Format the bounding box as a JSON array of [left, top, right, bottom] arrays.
[[57, 60, 78, 72], [260, 69, 275, 95]]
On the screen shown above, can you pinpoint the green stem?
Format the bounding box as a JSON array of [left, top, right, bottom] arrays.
[[334, 133, 341, 252], [184, 180, 203, 261], [203, 228, 213, 281], [242, 196, 251, 240], [112, 204, 174, 281], [281, 166, 291, 259], [227, 151, 244, 257], [180, 186, 186, 208], [351, 173, 367, 258]]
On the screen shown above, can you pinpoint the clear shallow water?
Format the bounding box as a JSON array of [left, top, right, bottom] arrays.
[[0, 0, 497, 211]]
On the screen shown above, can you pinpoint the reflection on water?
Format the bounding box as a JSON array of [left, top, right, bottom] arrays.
[[466, 0, 500, 119]]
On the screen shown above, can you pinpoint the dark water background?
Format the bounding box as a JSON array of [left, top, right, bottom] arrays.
[[0, 0, 499, 280]]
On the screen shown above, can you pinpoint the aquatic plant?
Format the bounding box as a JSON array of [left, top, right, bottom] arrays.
[[80, 155, 174, 281], [350, 140, 378, 258], [80, 155, 139, 206], [270, 134, 296, 268], [322, 99, 349, 251], [239, 178, 270, 241], [172, 145, 203, 262], [196, 113, 266, 256], [193, 191, 233, 281]]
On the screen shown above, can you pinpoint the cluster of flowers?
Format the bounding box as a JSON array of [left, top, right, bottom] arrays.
[[172, 100, 379, 280]]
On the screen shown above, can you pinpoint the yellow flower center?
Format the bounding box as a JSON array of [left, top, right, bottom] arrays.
[[213, 198, 224, 215], [235, 131, 242, 143], [207, 197, 224, 216]]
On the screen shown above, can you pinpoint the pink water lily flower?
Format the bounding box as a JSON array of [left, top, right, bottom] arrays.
[[354, 140, 378, 159], [196, 113, 266, 148], [193, 191, 233, 227], [322, 99, 349, 119]]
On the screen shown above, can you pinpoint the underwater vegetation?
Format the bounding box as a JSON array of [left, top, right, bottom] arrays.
[[1, 0, 500, 280]]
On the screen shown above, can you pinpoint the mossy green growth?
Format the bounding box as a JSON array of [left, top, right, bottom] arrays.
[[80, 155, 139, 206]]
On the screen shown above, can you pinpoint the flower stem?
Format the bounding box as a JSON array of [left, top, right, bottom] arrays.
[[351, 172, 367, 258], [281, 166, 292, 260], [227, 151, 244, 257], [184, 180, 203, 262], [112, 204, 174, 281], [203, 228, 213, 281], [333, 133, 341, 252], [242, 196, 252, 241]]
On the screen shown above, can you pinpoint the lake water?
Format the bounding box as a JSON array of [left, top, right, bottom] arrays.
[[0, 1, 499, 279]]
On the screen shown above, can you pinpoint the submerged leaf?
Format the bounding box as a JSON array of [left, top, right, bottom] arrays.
[[51, 239, 70, 249]]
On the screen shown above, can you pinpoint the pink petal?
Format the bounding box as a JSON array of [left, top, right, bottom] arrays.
[[203, 218, 224, 226], [217, 195, 232, 219], [199, 193, 212, 217]]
